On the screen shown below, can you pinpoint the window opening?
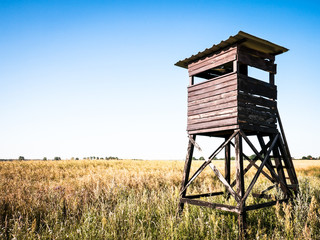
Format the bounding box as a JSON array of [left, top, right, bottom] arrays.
[[193, 61, 233, 84], [247, 66, 269, 82]]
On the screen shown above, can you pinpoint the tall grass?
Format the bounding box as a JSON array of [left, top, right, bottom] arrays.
[[0, 160, 320, 239]]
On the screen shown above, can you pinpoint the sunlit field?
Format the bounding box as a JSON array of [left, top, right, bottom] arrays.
[[1, 159, 320, 239]]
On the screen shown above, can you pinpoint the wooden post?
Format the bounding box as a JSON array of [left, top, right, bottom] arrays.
[[269, 59, 275, 85], [235, 132, 246, 239], [269, 73, 275, 85], [239, 63, 248, 76], [189, 76, 194, 86], [179, 135, 196, 213], [225, 137, 231, 193], [233, 60, 238, 73]]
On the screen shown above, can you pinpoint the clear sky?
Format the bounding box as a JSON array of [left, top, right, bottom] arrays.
[[0, 0, 319, 160]]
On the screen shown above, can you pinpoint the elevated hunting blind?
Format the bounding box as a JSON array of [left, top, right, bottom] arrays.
[[175, 31, 298, 237]]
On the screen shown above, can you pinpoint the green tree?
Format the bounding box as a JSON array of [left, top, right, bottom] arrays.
[[18, 156, 24, 161]]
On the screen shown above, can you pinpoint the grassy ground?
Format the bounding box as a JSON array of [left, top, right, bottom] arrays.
[[0, 159, 320, 239]]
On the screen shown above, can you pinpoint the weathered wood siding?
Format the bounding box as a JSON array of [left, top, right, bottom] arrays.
[[187, 73, 277, 135], [187, 72, 238, 134], [238, 74, 277, 131], [238, 46, 276, 74], [188, 46, 237, 77]]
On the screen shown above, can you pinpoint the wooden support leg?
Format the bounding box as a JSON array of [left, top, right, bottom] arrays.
[[235, 133, 246, 238], [239, 211, 247, 240], [179, 135, 196, 214], [225, 138, 231, 194]]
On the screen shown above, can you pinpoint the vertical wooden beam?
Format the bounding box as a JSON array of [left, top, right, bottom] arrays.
[[235, 132, 246, 238], [189, 76, 194, 86], [233, 60, 238, 73], [225, 137, 231, 193], [269, 73, 275, 85], [239, 63, 248, 76], [179, 135, 196, 213], [269, 60, 276, 85], [235, 134, 245, 198]]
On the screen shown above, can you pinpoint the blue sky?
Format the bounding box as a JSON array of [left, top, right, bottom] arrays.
[[0, 0, 319, 159]]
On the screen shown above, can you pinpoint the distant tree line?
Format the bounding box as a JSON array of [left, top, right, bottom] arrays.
[[15, 156, 120, 161], [301, 155, 320, 160], [16, 155, 319, 161], [82, 156, 119, 160], [192, 156, 237, 160], [191, 155, 320, 161]]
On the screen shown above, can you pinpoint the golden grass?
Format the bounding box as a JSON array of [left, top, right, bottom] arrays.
[[293, 160, 320, 171], [0, 159, 320, 239]]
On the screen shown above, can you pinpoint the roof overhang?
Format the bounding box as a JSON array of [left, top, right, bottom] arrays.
[[175, 31, 289, 69]]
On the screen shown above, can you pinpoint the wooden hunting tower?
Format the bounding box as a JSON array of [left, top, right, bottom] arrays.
[[175, 31, 298, 237]]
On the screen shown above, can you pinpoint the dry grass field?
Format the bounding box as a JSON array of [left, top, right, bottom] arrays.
[[1, 159, 320, 239]]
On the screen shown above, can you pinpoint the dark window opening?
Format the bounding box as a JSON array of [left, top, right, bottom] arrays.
[[193, 61, 234, 84]]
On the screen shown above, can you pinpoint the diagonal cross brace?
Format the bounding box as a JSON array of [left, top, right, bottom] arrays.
[[208, 163, 241, 203], [241, 133, 279, 203], [188, 134, 202, 152], [180, 130, 240, 196], [239, 130, 291, 197], [226, 139, 274, 200], [230, 140, 275, 185]]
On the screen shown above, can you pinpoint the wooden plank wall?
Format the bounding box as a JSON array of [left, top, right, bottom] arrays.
[[187, 73, 278, 135], [238, 46, 276, 74], [187, 72, 238, 134], [188, 46, 237, 77], [238, 74, 277, 131]]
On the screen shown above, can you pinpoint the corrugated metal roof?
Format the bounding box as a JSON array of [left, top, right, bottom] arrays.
[[175, 31, 289, 69]]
